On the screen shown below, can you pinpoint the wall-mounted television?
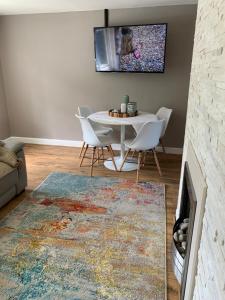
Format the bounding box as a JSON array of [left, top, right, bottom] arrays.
[[94, 23, 167, 73]]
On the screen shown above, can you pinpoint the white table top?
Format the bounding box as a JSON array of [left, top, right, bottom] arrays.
[[88, 111, 157, 126]]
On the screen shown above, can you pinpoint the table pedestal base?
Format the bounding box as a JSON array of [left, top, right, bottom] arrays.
[[104, 156, 138, 171]]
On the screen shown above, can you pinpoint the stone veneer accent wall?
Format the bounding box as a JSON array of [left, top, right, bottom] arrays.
[[182, 0, 225, 299]]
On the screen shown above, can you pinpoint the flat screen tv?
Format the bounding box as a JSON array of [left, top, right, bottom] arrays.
[[94, 23, 167, 73]]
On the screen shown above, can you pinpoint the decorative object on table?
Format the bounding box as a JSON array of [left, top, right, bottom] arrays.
[[108, 109, 138, 118], [121, 95, 129, 114], [120, 103, 127, 113], [0, 172, 166, 299], [127, 101, 137, 117], [123, 94, 130, 104]]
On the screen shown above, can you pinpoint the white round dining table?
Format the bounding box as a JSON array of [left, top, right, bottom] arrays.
[[88, 111, 158, 171]]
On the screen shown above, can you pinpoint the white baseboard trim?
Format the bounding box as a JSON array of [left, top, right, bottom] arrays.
[[5, 136, 83, 147], [4, 136, 183, 155], [156, 146, 183, 155]]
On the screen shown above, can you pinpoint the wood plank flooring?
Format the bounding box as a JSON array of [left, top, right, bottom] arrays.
[[0, 144, 181, 299]]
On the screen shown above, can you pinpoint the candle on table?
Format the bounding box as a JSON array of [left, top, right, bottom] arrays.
[[121, 103, 127, 113]]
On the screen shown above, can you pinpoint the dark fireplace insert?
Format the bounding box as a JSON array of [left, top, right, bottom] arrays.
[[172, 162, 197, 299]]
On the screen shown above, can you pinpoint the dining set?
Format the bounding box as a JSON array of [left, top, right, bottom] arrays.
[[75, 106, 172, 182]]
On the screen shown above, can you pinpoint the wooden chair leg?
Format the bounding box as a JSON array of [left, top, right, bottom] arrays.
[[107, 145, 117, 171], [101, 147, 104, 160], [131, 150, 136, 158], [142, 151, 147, 166], [90, 147, 96, 176], [136, 151, 143, 183], [80, 144, 88, 167], [160, 138, 166, 153], [119, 148, 131, 172], [79, 141, 85, 157], [153, 149, 162, 176], [97, 148, 100, 164], [110, 146, 115, 156]]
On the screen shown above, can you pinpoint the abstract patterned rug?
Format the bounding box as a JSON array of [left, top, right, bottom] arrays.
[[0, 173, 166, 300]]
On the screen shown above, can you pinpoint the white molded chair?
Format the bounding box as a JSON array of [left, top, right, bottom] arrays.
[[77, 106, 93, 118], [119, 120, 164, 182], [156, 107, 172, 153], [78, 106, 113, 157], [78, 106, 113, 135], [76, 114, 117, 176]]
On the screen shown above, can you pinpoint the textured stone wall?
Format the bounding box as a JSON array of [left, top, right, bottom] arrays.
[[183, 0, 225, 299]]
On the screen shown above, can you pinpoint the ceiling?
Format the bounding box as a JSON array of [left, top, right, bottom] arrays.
[[0, 0, 197, 15]]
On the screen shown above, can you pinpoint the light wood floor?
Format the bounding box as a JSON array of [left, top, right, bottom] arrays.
[[0, 144, 181, 299]]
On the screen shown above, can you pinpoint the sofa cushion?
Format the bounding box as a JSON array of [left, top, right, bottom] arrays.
[[0, 146, 18, 168], [0, 166, 17, 196], [0, 162, 14, 177]]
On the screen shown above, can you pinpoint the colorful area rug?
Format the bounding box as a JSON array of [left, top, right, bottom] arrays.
[[0, 173, 166, 299]]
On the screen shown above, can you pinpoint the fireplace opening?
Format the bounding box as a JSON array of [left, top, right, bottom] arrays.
[[172, 162, 197, 299]]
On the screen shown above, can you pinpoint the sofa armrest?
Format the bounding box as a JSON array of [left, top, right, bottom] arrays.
[[4, 140, 27, 194], [4, 140, 24, 154]]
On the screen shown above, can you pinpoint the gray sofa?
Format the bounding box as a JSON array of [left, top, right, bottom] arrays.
[[0, 141, 27, 208]]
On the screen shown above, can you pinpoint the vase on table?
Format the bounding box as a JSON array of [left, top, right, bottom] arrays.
[[123, 95, 129, 105], [121, 95, 129, 113], [127, 102, 137, 116]]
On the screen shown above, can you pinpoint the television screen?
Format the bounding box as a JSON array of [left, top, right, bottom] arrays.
[[94, 23, 167, 73]]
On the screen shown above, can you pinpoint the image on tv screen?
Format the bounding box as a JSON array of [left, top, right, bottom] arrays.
[[94, 24, 167, 73]]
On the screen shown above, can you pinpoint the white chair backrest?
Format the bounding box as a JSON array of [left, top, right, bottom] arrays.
[[75, 114, 101, 146], [78, 106, 95, 118], [78, 106, 110, 132], [156, 107, 172, 137], [129, 120, 164, 151]]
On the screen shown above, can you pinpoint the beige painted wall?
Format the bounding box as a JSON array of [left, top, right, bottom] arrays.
[[0, 58, 10, 139], [0, 5, 196, 147]]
